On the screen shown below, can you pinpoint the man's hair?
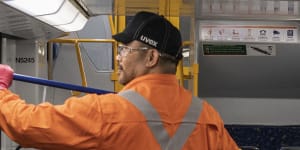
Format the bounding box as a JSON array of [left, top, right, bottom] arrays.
[[140, 43, 179, 74], [157, 55, 178, 74]]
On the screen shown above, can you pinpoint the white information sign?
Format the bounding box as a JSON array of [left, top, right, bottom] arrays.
[[201, 25, 298, 43]]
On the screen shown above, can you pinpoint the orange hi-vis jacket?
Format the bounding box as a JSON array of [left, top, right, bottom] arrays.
[[0, 74, 239, 150]]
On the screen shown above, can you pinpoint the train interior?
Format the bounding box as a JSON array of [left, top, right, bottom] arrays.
[[1, 0, 300, 149]]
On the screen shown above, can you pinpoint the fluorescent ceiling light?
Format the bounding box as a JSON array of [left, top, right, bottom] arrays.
[[3, 0, 64, 16], [55, 12, 88, 32], [36, 0, 78, 26], [3, 0, 88, 32]]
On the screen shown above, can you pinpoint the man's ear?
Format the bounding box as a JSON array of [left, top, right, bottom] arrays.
[[145, 49, 160, 67]]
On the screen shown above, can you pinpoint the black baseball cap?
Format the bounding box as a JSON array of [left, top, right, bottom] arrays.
[[112, 11, 183, 60]]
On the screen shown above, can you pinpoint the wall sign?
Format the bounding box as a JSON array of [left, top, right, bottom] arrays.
[[203, 44, 276, 56], [15, 57, 35, 63], [203, 44, 246, 55], [201, 25, 298, 43]]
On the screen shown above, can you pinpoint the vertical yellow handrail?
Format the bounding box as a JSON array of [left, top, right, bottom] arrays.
[[183, 41, 199, 96], [192, 63, 199, 96], [74, 41, 87, 85], [110, 0, 126, 92], [108, 15, 121, 92], [71, 41, 87, 96], [159, 0, 184, 86]]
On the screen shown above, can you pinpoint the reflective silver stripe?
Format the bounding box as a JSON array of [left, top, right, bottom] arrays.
[[118, 90, 203, 150], [118, 90, 170, 149], [166, 96, 203, 150]]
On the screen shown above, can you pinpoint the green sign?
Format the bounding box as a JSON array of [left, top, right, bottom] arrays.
[[203, 44, 247, 55]]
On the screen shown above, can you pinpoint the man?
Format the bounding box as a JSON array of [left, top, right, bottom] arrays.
[[0, 11, 239, 150]]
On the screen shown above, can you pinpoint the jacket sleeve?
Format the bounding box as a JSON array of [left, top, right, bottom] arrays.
[[0, 89, 104, 150], [219, 126, 240, 149], [202, 101, 240, 150]]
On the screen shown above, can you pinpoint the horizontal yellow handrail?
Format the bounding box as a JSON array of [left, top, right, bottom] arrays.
[[49, 38, 115, 43]]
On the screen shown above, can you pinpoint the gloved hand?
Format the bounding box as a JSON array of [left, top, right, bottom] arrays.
[[0, 64, 13, 90]]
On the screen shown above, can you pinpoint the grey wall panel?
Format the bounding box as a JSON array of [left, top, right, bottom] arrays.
[[198, 43, 300, 125], [198, 43, 300, 98], [76, 15, 113, 71], [206, 97, 300, 125], [50, 15, 114, 104]]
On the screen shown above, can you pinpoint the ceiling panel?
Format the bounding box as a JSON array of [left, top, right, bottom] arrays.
[[113, 0, 194, 16], [0, 2, 64, 40], [81, 0, 114, 16], [196, 0, 300, 20]]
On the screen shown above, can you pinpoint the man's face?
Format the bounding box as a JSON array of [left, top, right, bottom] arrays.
[[116, 41, 148, 85]]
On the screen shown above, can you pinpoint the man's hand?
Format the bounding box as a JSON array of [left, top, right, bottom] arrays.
[[0, 64, 14, 90]]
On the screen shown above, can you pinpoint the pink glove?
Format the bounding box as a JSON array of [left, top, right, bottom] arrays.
[[0, 64, 14, 90]]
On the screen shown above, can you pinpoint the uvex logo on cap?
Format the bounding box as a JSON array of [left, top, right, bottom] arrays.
[[140, 35, 158, 47]]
